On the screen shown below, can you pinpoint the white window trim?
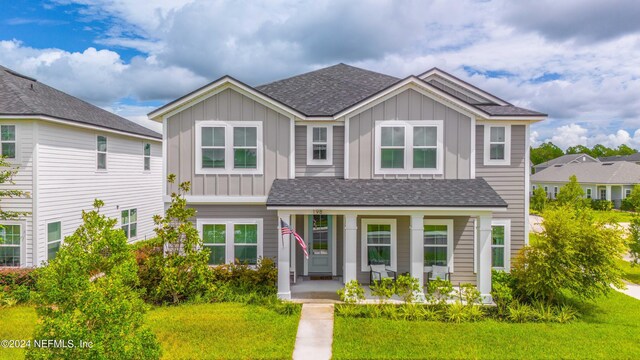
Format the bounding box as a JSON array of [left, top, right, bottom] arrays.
[[0, 221, 23, 267], [0, 124, 17, 160], [491, 219, 511, 271], [197, 218, 263, 265], [360, 218, 397, 272], [306, 125, 333, 166], [143, 142, 151, 171], [483, 124, 511, 166], [553, 186, 558, 199], [121, 208, 138, 240], [195, 121, 263, 175], [374, 120, 444, 175], [46, 220, 63, 260], [423, 219, 454, 272], [625, 188, 632, 198], [96, 134, 108, 171]]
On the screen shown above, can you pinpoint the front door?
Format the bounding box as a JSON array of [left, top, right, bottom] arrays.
[[308, 215, 332, 274]]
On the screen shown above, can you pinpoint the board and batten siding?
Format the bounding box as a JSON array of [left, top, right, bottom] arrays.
[[166, 88, 292, 197], [295, 125, 344, 177], [347, 88, 472, 179], [476, 124, 526, 261], [34, 121, 163, 264], [0, 120, 35, 266]]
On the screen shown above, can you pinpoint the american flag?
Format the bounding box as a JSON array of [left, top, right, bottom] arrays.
[[281, 219, 309, 259]]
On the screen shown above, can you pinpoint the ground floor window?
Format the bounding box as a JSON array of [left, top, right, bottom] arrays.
[[626, 189, 632, 198], [47, 221, 62, 260], [491, 219, 511, 270], [599, 188, 607, 200], [424, 219, 454, 271], [586, 188, 592, 199], [361, 219, 396, 271], [198, 219, 263, 266], [0, 224, 21, 266], [121, 209, 137, 239]]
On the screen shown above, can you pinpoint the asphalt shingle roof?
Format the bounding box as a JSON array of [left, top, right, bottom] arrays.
[[531, 161, 640, 184], [535, 153, 596, 168], [474, 104, 546, 117], [0, 66, 161, 139], [266, 178, 507, 208], [599, 153, 640, 162]]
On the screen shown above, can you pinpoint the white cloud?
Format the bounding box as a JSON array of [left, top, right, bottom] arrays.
[[538, 123, 640, 150]]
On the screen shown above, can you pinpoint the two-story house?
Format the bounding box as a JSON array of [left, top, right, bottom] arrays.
[[149, 64, 546, 302], [0, 65, 163, 267]]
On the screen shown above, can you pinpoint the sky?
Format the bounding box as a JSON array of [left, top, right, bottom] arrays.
[[1, 0, 639, 149]]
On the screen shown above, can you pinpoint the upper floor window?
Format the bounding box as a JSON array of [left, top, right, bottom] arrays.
[[143, 143, 151, 171], [483, 124, 511, 165], [307, 125, 333, 165], [374, 121, 443, 175], [1, 125, 16, 159], [195, 121, 263, 174], [97, 135, 107, 170]]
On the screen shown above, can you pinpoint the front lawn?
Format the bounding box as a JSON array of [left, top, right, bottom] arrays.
[[591, 210, 635, 223], [333, 291, 640, 359], [0, 303, 299, 360], [617, 258, 640, 285]]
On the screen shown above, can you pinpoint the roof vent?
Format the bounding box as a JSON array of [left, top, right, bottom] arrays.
[[554, 164, 563, 167], [4, 68, 37, 82], [602, 162, 614, 166]]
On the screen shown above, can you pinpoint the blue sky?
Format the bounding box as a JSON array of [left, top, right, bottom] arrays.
[[1, 0, 640, 148]]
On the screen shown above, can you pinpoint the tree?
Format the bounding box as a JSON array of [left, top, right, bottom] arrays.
[[629, 216, 640, 266], [590, 144, 615, 158], [27, 200, 160, 360], [625, 184, 640, 211], [565, 145, 592, 156], [530, 187, 548, 213], [512, 206, 626, 303], [616, 144, 637, 156], [530, 142, 564, 165], [0, 156, 30, 221], [555, 175, 587, 209]]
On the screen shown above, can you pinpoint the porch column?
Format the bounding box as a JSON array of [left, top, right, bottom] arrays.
[[277, 211, 291, 300], [410, 214, 426, 302], [477, 215, 493, 304], [606, 185, 612, 201], [344, 213, 357, 284]]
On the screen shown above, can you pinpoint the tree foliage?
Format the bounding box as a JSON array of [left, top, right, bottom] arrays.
[[0, 156, 30, 221], [530, 142, 563, 165], [555, 175, 588, 209], [535, 142, 638, 163], [512, 206, 626, 303], [629, 216, 640, 266], [27, 200, 160, 360], [530, 187, 548, 213]]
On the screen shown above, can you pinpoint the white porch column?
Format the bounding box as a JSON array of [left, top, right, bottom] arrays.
[[477, 215, 493, 304], [344, 213, 358, 284], [410, 214, 426, 302], [606, 185, 612, 201], [277, 211, 292, 300]]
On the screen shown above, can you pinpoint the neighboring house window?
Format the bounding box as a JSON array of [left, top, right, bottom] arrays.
[[532, 185, 536, 191], [361, 219, 397, 271], [307, 125, 333, 165], [0, 224, 20, 267], [424, 219, 454, 271], [97, 135, 107, 170], [544, 186, 548, 196], [47, 221, 62, 261], [586, 188, 592, 199], [553, 186, 558, 199], [195, 121, 263, 174], [374, 121, 443, 174], [491, 220, 511, 270], [121, 209, 137, 239], [198, 219, 263, 266], [0, 125, 16, 159], [483, 124, 511, 165], [626, 189, 632, 198], [143, 143, 151, 171], [600, 188, 607, 200]]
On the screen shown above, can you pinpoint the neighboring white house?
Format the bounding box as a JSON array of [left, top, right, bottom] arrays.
[[533, 153, 598, 173], [531, 161, 640, 208], [0, 65, 163, 267]]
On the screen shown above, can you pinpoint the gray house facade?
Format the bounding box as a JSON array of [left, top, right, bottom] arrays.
[[149, 64, 546, 302]]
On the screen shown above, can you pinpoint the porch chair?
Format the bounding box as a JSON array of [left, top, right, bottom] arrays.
[[426, 265, 451, 285], [369, 264, 397, 284]]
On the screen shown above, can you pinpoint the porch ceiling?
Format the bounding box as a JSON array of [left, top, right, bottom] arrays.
[[266, 178, 507, 208]]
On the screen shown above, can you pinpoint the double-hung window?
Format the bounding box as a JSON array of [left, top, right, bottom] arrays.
[[121, 209, 137, 239], [307, 126, 333, 165], [196, 121, 262, 174], [198, 219, 263, 266], [375, 121, 443, 174], [47, 221, 62, 260], [600, 188, 607, 200], [361, 219, 396, 271], [0, 224, 21, 267], [491, 220, 511, 270], [143, 143, 151, 171], [626, 189, 632, 198], [483, 124, 511, 165], [424, 219, 454, 271], [553, 186, 558, 199], [586, 188, 592, 199], [1, 125, 16, 159], [97, 135, 107, 170]]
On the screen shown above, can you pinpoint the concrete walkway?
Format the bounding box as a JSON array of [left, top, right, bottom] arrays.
[[292, 304, 334, 360], [617, 281, 640, 301]]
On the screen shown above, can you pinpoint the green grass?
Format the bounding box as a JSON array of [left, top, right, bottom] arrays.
[[591, 210, 635, 223], [617, 258, 640, 285], [333, 291, 640, 359], [0, 303, 299, 360]]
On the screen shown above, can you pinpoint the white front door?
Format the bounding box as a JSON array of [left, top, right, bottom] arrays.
[[308, 215, 332, 274]]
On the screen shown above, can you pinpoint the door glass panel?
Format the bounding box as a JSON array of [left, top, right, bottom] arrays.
[[312, 215, 328, 255]]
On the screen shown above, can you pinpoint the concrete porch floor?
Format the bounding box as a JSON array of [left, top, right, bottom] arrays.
[[290, 279, 437, 303]]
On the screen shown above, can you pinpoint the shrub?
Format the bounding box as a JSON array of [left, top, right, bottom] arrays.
[[555, 175, 589, 209], [394, 274, 422, 303], [27, 200, 160, 360], [621, 198, 635, 212], [625, 184, 640, 211], [209, 258, 277, 295], [591, 199, 613, 211], [629, 215, 640, 266], [555, 305, 578, 323], [507, 302, 534, 323], [0, 268, 37, 303], [531, 187, 548, 212], [398, 303, 425, 321], [369, 277, 395, 304], [491, 270, 514, 316], [445, 302, 469, 323], [337, 280, 365, 304], [458, 283, 481, 306], [426, 278, 453, 306]]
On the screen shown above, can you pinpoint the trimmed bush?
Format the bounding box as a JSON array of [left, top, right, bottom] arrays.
[[0, 267, 37, 303], [591, 199, 613, 211]]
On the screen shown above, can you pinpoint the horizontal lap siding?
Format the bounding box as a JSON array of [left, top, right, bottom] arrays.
[[347, 88, 472, 180], [295, 125, 344, 177], [167, 88, 291, 197], [36, 122, 163, 264], [191, 205, 278, 260], [476, 124, 526, 262]]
